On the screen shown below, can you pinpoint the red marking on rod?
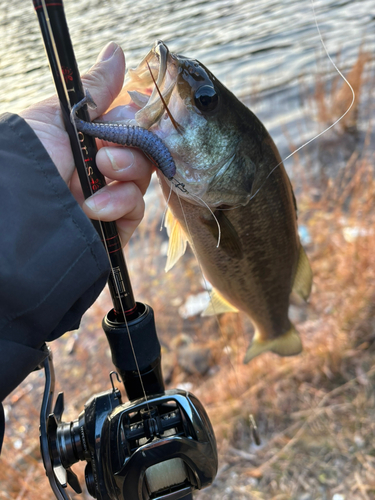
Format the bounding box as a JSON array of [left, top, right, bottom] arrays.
[[34, 2, 63, 9], [107, 239, 120, 246], [114, 303, 137, 316], [125, 304, 138, 315], [61, 66, 73, 83]]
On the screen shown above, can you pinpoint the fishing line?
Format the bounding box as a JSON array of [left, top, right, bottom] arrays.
[[68, 132, 153, 416], [39, 0, 151, 413], [248, 0, 356, 203], [82, 190, 151, 412], [183, 190, 222, 249], [174, 190, 241, 389], [160, 181, 174, 231], [160, 177, 222, 246], [164, 1, 355, 238]]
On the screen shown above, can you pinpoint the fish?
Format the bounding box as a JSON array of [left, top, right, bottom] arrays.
[[109, 40, 313, 362]]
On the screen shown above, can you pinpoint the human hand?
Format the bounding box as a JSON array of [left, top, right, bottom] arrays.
[[19, 42, 154, 246]]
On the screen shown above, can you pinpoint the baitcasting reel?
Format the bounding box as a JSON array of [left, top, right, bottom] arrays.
[[40, 305, 218, 500]]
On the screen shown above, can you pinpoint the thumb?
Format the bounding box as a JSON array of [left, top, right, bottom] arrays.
[[81, 42, 125, 120]]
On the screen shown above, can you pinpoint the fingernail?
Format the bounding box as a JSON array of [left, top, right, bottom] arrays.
[[105, 148, 135, 171], [84, 190, 111, 212], [96, 41, 119, 63]]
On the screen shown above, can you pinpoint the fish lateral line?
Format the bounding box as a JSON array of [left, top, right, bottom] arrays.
[[70, 91, 177, 180]]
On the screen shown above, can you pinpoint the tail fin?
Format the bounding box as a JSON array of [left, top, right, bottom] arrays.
[[244, 324, 302, 363]]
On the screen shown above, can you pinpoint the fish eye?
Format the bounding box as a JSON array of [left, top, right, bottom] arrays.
[[194, 85, 219, 112]]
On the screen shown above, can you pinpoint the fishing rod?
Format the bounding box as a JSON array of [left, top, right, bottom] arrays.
[[31, 1, 217, 500]]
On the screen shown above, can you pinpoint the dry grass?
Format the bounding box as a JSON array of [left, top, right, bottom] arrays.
[[1, 50, 375, 500]]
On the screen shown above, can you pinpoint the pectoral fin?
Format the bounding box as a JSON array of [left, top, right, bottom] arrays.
[[292, 246, 313, 301], [244, 324, 302, 363], [202, 288, 239, 316], [164, 209, 188, 272], [200, 210, 243, 259]]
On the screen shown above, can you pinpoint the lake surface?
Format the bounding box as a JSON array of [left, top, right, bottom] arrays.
[[0, 0, 374, 176]]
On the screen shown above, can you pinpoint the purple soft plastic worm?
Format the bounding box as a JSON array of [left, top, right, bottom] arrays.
[[71, 96, 176, 180]]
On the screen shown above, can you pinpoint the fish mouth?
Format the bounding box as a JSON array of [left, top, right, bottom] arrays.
[[149, 41, 169, 104], [126, 40, 179, 130]]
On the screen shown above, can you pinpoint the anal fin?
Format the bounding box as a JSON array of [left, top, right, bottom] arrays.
[[202, 288, 239, 316]]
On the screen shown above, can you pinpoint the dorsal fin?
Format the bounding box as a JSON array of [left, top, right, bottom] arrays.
[[202, 288, 239, 316], [164, 209, 188, 272], [292, 245, 313, 301]]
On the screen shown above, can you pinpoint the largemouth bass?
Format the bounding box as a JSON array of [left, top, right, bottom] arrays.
[[110, 41, 313, 362]]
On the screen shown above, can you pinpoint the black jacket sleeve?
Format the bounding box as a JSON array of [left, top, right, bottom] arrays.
[[0, 113, 110, 408]]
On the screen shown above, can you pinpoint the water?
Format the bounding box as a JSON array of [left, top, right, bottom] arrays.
[[0, 0, 374, 172]]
